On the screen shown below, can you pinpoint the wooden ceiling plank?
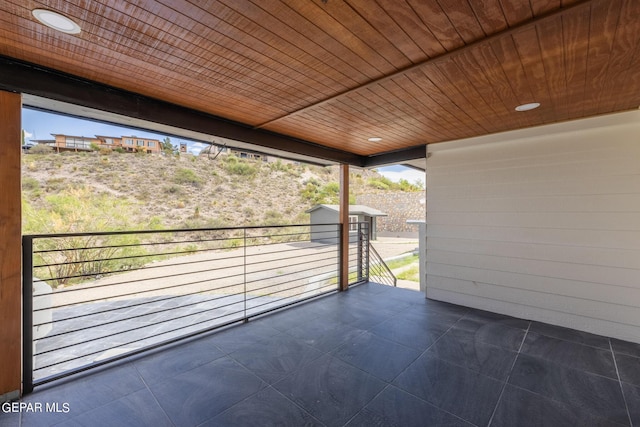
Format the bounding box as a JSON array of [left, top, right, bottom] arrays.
[[612, 42, 640, 112], [254, 0, 593, 131], [124, 0, 344, 102], [424, 63, 496, 134], [332, 93, 429, 142], [467, 0, 509, 35], [452, 47, 522, 127], [376, 0, 446, 58], [436, 55, 496, 130], [270, 95, 430, 154], [265, 117, 376, 155], [406, 0, 465, 51], [347, 86, 451, 142], [491, 35, 536, 106], [0, 25, 285, 124], [159, 0, 345, 99], [580, 0, 622, 117], [345, 0, 426, 63], [281, 0, 405, 75], [390, 74, 467, 140], [499, 0, 534, 26], [536, 16, 571, 121], [382, 77, 461, 141], [222, 0, 370, 89], [530, 0, 562, 16], [487, 34, 543, 129], [560, 4, 591, 117], [438, 0, 487, 43], [598, 0, 640, 113], [244, 2, 381, 82], [4, 0, 631, 158], [511, 26, 560, 122], [410, 67, 490, 136], [37, 1, 325, 110]]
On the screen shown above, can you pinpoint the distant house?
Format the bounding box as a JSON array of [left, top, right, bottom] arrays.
[[306, 204, 387, 242], [42, 134, 161, 153], [97, 135, 161, 154]]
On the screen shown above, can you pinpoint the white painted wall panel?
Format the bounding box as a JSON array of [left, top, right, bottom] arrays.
[[426, 111, 640, 343]]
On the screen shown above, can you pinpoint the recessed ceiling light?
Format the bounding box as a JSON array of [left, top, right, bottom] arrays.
[[368, 137, 382, 142], [32, 9, 81, 34], [515, 102, 540, 112]]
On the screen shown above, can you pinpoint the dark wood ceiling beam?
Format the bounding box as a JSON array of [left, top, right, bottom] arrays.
[[254, 0, 593, 130], [0, 56, 365, 166]]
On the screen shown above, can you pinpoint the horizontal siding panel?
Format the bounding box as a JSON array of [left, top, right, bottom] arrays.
[[426, 237, 640, 269], [427, 175, 640, 199], [428, 158, 640, 187], [428, 250, 640, 288], [427, 123, 640, 166], [426, 114, 640, 342], [427, 212, 640, 230], [427, 194, 640, 213], [426, 288, 640, 343], [426, 275, 640, 326], [427, 225, 640, 250], [428, 139, 639, 169], [427, 266, 640, 307]]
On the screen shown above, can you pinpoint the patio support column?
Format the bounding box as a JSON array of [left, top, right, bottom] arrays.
[[0, 90, 22, 401], [339, 164, 349, 291]]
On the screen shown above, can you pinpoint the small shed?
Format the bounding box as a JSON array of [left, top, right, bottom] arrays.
[[306, 204, 387, 242]]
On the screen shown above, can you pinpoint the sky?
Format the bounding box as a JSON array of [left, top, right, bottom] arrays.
[[22, 108, 425, 186]]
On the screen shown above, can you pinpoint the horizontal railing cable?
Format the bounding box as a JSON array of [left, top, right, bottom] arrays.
[[24, 223, 375, 387]]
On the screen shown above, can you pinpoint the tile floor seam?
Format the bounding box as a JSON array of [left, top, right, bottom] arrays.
[[340, 383, 392, 427], [194, 385, 328, 427], [528, 329, 611, 351], [611, 340, 634, 427], [486, 320, 531, 427], [518, 344, 622, 382], [498, 382, 629, 427], [388, 310, 467, 383], [379, 311, 492, 425], [131, 361, 177, 427], [328, 333, 423, 385]]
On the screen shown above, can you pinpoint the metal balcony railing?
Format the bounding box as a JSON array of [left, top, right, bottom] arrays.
[[368, 244, 397, 287], [22, 222, 384, 391]]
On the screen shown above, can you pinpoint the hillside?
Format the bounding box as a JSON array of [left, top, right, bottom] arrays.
[[21, 150, 422, 234]]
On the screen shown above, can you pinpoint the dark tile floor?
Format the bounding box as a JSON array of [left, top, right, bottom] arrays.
[[4, 282, 640, 426]]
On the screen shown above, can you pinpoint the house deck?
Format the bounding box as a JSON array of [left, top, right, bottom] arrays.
[[6, 283, 640, 426]]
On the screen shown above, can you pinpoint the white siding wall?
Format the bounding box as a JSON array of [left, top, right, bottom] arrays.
[[426, 111, 640, 343]]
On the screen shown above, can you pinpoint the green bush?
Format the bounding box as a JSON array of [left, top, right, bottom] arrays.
[[225, 159, 257, 177], [23, 186, 149, 287], [28, 144, 54, 154], [174, 168, 203, 187], [367, 176, 393, 190], [22, 177, 40, 192]]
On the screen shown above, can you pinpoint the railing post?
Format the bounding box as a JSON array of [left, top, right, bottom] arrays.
[[22, 236, 34, 394], [243, 228, 248, 322], [356, 223, 363, 283], [337, 224, 343, 291], [365, 224, 370, 281], [338, 164, 349, 291]]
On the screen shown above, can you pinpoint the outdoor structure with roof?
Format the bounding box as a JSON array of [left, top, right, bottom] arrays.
[[1, 1, 640, 423], [306, 204, 387, 241]]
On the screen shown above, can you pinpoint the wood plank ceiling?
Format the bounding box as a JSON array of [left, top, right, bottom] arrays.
[[0, 0, 638, 159]]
